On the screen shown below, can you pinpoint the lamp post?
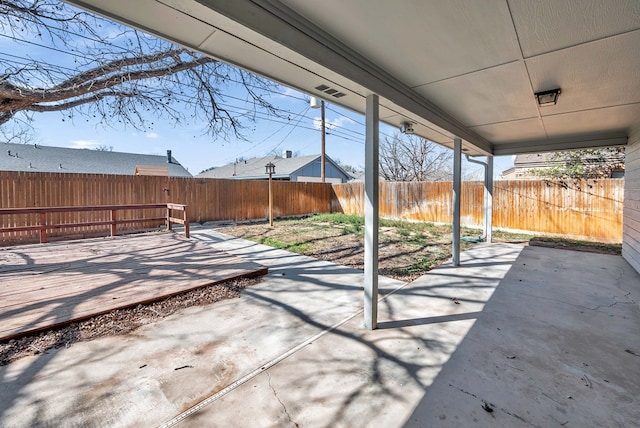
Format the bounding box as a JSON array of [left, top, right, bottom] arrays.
[[310, 97, 326, 183], [265, 162, 276, 227]]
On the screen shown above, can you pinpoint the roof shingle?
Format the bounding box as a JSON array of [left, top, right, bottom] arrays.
[[0, 143, 191, 177], [197, 154, 325, 179]]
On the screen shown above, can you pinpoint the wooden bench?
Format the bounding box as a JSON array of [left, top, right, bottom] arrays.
[[0, 203, 189, 243]]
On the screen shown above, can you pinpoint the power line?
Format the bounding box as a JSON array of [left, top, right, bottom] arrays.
[[326, 104, 396, 140], [0, 46, 311, 120], [1, 24, 367, 146], [0, 32, 308, 103], [8, 13, 150, 55], [1, 30, 318, 117], [2, 50, 365, 141], [216, 105, 311, 164], [1, 6, 371, 171], [4, 11, 309, 106], [268, 105, 311, 157], [0, 33, 101, 64]]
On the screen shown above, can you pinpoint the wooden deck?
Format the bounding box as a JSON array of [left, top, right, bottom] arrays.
[[0, 232, 268, 341]]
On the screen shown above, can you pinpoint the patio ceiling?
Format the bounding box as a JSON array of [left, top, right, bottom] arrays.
[[64, 0, 640, 156]]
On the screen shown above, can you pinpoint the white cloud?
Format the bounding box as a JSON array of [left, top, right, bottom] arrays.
[[313, 115, 356, 131], [145, 132, 159, 139], [68, 139, 100, 149]]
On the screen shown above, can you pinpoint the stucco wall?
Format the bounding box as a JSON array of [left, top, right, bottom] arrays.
[[623, 127, 640, 273]]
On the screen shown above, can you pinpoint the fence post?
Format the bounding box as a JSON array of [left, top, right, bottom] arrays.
[[110, 209, 117, 237], [39, 212, 47, 243], [183, 205, 190, 238], [166, 206, 172, 232]]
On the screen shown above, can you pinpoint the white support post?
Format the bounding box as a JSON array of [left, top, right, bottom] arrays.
[[485, 156, 493, 243], [364, 94, 379, 330], [452, 138, 462, 266]]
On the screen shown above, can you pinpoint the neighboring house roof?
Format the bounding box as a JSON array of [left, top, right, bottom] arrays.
[[196, 154, 352, 182], [512, 153, 558, 168], [0, 143, 192, 177], [500, 153, 560, 179]]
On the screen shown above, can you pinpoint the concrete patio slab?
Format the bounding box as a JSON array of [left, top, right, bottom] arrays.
[[181, 241, 524, 428], [405, 246, 640, 428], [1, 228, 638, 428], [0, 229, 406, 427]]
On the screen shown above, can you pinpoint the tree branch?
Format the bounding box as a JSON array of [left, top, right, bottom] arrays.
[[0, 0, 279, 139], [25, 91, 137, 112], [53, 48, 193, 89], [0, 55, 214, 108]]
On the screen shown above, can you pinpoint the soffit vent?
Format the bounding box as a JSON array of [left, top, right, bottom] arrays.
[[314, 84, 347, 99]]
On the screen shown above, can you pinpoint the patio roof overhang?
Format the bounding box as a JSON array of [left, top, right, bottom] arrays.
[[63, 0, 639, 156]]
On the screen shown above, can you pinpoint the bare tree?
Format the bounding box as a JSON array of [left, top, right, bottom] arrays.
[[0, 122, 35, 144], [0, 0, 281, 139], [379, 133, 452, 182], [334, 158, 362, 175]]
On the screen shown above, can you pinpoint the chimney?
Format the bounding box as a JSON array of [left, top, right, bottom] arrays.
[[166, 150, 172, 164], [282, 150, 292, 158]]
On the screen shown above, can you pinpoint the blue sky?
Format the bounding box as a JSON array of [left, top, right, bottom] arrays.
[[10, 81, 516, 177], [0, 3, 514, 177]]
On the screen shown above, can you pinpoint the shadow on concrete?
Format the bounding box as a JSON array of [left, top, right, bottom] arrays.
[[377, 312, 482, 329], [3, 229, 638, 427], [403, 245, 640, 427], [0, 232, 265, 423]]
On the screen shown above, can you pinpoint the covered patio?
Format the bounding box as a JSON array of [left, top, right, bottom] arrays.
[[1, 228, 638, 426], [8, 1, 638, 425], [64, 0, 640, 330]]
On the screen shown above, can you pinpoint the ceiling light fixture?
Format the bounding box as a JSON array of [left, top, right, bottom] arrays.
[[535, 88, 561, 107]]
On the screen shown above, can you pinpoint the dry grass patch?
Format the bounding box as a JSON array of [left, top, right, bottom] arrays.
[[221, 213, 532, 281]]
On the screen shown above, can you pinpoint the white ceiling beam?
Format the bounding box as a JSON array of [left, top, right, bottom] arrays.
[[196, 0, 493, 154], [493, 132, 628, 156]]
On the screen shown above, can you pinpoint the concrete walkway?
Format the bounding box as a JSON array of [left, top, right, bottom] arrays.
[[0, 227, 639, 427]]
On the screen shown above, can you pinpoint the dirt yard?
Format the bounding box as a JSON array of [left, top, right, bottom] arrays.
[[220, 214, 532, 282]]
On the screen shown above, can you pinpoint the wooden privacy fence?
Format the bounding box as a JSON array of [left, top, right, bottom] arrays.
[[0, 171, 624, 244], [0, 171, 332, 244], [332, 179, 624, 242]]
